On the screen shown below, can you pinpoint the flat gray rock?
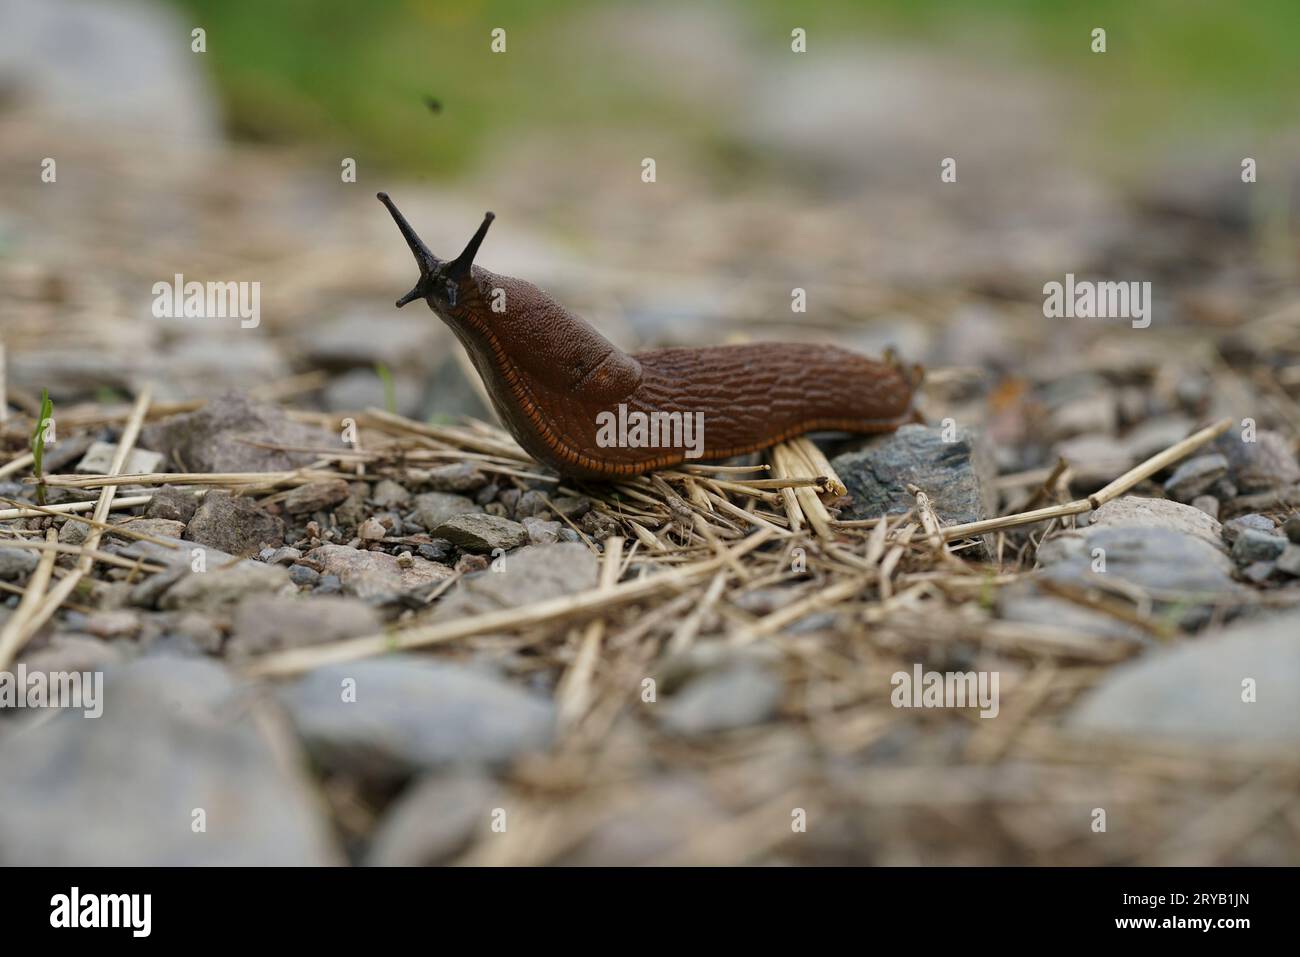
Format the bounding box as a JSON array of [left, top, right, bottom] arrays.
[[278, 656, 556, 780], [1083, 496, 1224, 550], [226, 594, 381, 657], [303, 544, 452, 600], [0, 658, 339, 865], [1068, 610, 1300, 744], [158, 563, 291, 614], [435, 543, 599, 617], [142, 392, 342, 473], [831, 423, 996, 526], [184, 490, 285, 557], [410, 491, 482, 531], [433, 513, 529, 553]]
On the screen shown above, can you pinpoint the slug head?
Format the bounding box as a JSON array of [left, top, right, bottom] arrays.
[[377, 192, 494, 313]]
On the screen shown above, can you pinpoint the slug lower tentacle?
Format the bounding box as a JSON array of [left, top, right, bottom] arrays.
[[378, 192, 922, 480]]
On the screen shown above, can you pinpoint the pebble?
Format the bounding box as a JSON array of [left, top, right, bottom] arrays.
[[314, 574, 342, 595], [158, 563, 291, 614], [1222, 513, 1278, 544], [265, 546, 302, 566], [433, 513, 530, 553], [358, 517, 387, 541], [1068, 609, 1300, 744], [303, 544, 452, 600], [410, 491, 482, 531], [1212, 430, 1300, 493], [1189, 495, 1219, 519], [277, 656, 556, 780], [1162, 453, 1228, 503], [226, 594, 380, 656], [416, 540, 454, 563], [0, 658, 340, 865], [370, 479, 411, 509], [288, 564, 320, 587], [436, 543, 598, 617], [423, 462, 489, 493], [1231, 529, 1287, 564], [184, 490, 285, 556], [281, 478, 351, 516], [831, 423, 997, 527], [1276, 546, 1300, 578], [1086, 496, 1224, 551], [522, 516, 561, 545], [143, 484, 199, 523], [74, 441, 162, 476], [141, 392, 339, 473], [0, 547, 39, 580]]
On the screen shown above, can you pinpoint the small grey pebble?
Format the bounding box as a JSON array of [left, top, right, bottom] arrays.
[[314, 574, 342, 594], [289, 564, 320, 587], [417, 541, 454, 563]]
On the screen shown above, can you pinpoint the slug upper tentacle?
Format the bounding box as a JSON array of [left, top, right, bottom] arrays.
[[378, 192, 922, 479]]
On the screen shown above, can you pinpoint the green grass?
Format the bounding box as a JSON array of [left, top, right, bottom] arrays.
[[170, 0, 1300, 177], [30, 388, 53, 506]]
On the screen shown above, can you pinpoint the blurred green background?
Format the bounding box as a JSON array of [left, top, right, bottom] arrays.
[[170, 0, 1300, 177]]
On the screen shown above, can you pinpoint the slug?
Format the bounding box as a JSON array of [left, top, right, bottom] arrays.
[[378, 193, 922, 480]]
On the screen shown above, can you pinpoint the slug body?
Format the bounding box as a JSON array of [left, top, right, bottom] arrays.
[[378, 193, 921, 480]]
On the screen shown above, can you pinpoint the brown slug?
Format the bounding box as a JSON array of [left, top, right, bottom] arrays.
[[378, 192, 922, 480]]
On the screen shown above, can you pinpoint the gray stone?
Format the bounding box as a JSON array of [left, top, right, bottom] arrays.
[[303, 544, 452, 600], [278, 657, 556, 780], [997, 581, 1148, 644], [1231, 529, 1287, 564], [1041, 526, 1238, 599], [184, 490, 285, 556], [1163, 454, 1228, 503], [74, 440, 161, 476], [158, 563, 291, 614], [0, 658, 339, 865], [1068, 610, 1300, 744], [831, 424, 996, 526], [436, 543, 598, 618], [227, 594, 381, 657], [410, 491, 481, 531], [321, 368, 423, 418], [370, 479, 411, 509], [142, 393, 341, 473], [281, 479, 350, 516], [365, 774, 499, 866], [434, 513, 529, 553], [1085, 496, 1224, 551], [143, 484, 198, 523], [1223, 514, 1278, 544], [1213, 430, 1300, 493], [1189, 495, 1219, 519], [658, 662, 783, 736], [288, 564, 320, 587], [265, 547, 302, 566], [107, 517, 186, 543], [1276, 546, 1300, 578], [523, 516, 561, 545], [422, 462, 489, 493], [0, 547, 39, 580]]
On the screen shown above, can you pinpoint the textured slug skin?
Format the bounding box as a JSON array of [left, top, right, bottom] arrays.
[[435, 266, 920, 480], [378, 195, 920, 480]]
